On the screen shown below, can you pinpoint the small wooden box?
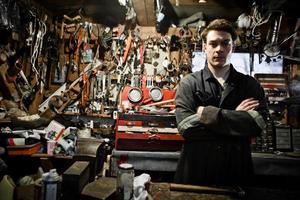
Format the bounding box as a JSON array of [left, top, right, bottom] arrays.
[[62, 161, 90, 198]]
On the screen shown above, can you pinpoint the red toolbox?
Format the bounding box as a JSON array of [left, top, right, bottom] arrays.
[[115, 113, 183, 151]]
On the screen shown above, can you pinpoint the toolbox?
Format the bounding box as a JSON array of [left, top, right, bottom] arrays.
[[115, 112, 183, 151], [6, 143, 42, 156]]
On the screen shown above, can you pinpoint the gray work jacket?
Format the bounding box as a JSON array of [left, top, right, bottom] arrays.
[[174, 64, 269, 186]]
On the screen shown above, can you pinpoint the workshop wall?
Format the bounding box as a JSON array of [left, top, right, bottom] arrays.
[[0, 1, 299, 200], [0, 0, 299, 147], [0, 2, 198, 120], [0, 0, 299, 134]]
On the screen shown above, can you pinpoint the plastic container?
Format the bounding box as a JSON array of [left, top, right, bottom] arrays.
[[0, 175, 15, 200], [41, 169, 62, 200]]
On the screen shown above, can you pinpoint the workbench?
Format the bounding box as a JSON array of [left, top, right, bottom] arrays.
[[252, 152, 300, 176], [80, 178, 300, 200], [80, 177, 241, 200], [110, 149, 300, 177]]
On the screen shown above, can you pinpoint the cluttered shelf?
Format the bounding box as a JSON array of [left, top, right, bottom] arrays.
[[2, 127, 300, 200]]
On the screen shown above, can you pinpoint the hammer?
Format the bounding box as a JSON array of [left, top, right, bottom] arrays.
[[170, 183, 245, 198]]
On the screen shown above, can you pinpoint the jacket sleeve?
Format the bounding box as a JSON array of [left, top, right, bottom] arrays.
[[199, 106, 267, 137], [175, 75, 269, 138], [200, 80, 269, 137], [175, 76, 207, 137]]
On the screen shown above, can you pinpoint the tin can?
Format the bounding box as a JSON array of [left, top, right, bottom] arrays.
[[116, 163, 134, 200], [41, 169, 61, 200], [47, 141, 56, 155]]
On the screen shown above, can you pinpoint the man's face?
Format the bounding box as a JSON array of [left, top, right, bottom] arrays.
[[203, 30, 234, 69]]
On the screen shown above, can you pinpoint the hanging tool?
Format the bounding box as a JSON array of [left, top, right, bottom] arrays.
[[60, 15, 81, 39], [123, 32, 132, 63], [81, 71, 90, 110]]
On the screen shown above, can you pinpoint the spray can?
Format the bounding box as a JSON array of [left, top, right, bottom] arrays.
[[41, 169, 61, 200]]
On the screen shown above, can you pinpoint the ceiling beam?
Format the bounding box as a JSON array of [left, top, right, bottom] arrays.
[[132, 0, 155, 26]]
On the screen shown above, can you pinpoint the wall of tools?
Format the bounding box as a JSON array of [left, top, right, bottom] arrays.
[[0, 1, 201, 121], [0, 0, 299, 155]]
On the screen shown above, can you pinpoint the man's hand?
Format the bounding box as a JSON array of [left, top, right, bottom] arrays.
[[236, 98, 259, 111]]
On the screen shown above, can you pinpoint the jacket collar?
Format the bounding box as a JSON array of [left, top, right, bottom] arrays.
[[203, 63, 240, 84], [203, 64, 241, 106], [203, 63, 215, 81]]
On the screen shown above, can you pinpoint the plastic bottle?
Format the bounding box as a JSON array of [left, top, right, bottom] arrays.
[[41, 169, 61, 200]]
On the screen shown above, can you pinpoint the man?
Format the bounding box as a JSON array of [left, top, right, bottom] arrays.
[[174, 19, 269, 186]]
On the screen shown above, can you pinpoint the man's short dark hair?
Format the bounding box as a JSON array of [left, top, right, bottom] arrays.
[[201, 19, 237, 43]]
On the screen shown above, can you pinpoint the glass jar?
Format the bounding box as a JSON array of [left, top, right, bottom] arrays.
[[116, 163, 134, 200]]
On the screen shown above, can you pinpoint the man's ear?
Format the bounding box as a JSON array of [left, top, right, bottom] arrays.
[[202, 42, 206, 51], [232, 42, 236, 52]]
